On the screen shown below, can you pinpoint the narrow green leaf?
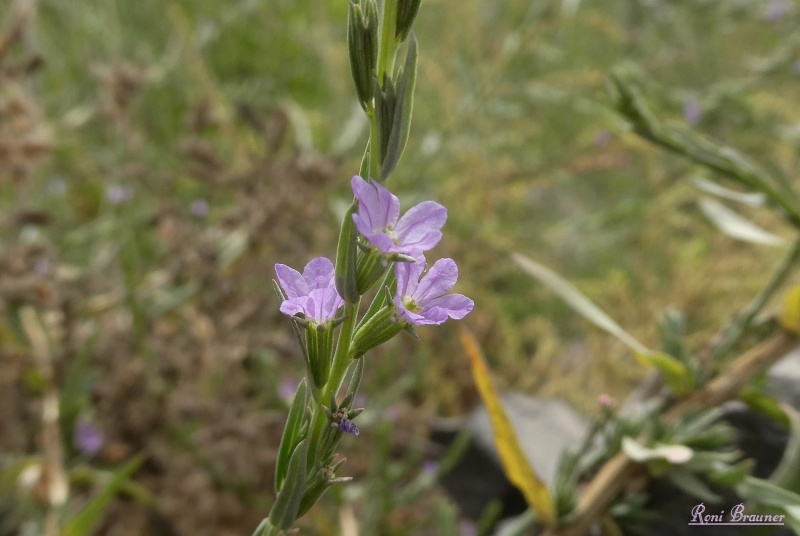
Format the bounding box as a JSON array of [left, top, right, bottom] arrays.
[[691, 177, 766, 207], [770, 404, 800, 493], [380, 36, 417, 180], [63, 454, 145, 536], [668, 470, 723, 504], [512, 252, 693, 394], [699, 198, 785, 247], [270, 439, 309, 530], [275, 378, 308, 493]]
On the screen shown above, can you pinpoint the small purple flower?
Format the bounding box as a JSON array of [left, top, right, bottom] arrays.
[[106, 184, 134, 204], [351, 176, 447, 257], [278, 378, 299, 404], [34, 258, 50, 277], [794, 58, 800, 74], [764, 0, 791, 21], [275, 257, 344, 324], [394, 254, 473, 326], [189, 198, 209, 217], [459, 521, 478, 536], [421, 460, 439, 476], [74, 420, 104, 456], [338, 417, 360, 436], [683, 98, 702, 126], [593, 130, 611, 148]]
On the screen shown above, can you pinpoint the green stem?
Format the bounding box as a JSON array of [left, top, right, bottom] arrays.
[[306, 300, 361, 468], [710, 235, 800, 363]]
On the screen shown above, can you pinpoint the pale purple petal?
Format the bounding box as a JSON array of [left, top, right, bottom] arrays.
[[394, 255, 426, 298], [306, 288, 344, 323], [423, 293, 474, 320], [393, 201, 446, 251], [414, 306, 450, 325], [280, 296, 309, 317], [275, 264, 309, 299], [302, 257, 336, 289], [352, 176, 400, 235], [361, 231, 396, 253], [411, 258, 458, 304]]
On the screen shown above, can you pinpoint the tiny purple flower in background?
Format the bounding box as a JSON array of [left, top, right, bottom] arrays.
[[189, 198, 209, 218], [794, 58, 800, 74], [683, 98, 702, 126], [278, 378, 299, 404], [421, 460, 439, 476], [394, 254, 473, 326], [34, 258, 50, 277], [459, 521, 478, 536], [275, 257, 344, 324], [764, 0, 791, 21], [338, 417, 360, 436], [351, 175, 447, 256], [106, 184, 134, 204], [74, 420, 104, 456], [593, 130, 611, 148]]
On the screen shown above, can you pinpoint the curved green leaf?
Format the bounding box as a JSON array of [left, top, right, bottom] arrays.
[[512, 252, 693, 394]]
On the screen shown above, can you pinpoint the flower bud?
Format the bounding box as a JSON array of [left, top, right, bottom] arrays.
[[356, 247, 390, 294], [347, 0, 379, 111], [306, 322, 335, 388], [350, 304, 404, 358], [395, 0, 422, 42]]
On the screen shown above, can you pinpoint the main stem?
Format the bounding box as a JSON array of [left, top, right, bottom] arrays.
[[307, 300, 361, 469]]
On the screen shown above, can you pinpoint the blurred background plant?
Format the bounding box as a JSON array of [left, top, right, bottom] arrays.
[[2, 0, 800, 534]]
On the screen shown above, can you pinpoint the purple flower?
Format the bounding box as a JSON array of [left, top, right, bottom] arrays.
[[278, 378, 299, 404], [74, 420, 104, 456], [794, 58, 800, 74], [394, 254, 473, 326], [351, 176, 447, 257], [106, 184, 134, 204], [338, 417, 360, 436], [275, 257, 344, 324], [189, 198, 209, 217], [683, 98, 702, 126], [593, 130, 611, 148], [764, 0, 791, 21]]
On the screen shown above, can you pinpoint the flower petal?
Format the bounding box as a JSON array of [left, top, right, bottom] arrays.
[[361, 231, 396, 254], [412, 258, 458, 304], [424, 293, 474, 320], [307, 288, 344, 323], [394, 201, 446, 251], [275, 264, 308, 299], [352, 176, 400, 235], [302, 257, 336, 289], [280, 296, 309, 317], [395, 254, 426, 299]]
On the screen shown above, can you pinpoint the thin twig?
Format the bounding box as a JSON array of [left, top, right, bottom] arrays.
[[546, 330, 797, 536]]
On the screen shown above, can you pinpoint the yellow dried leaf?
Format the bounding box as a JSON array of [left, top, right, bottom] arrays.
[[779, 286, 800, 334], [461, 327, 556, 526]]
